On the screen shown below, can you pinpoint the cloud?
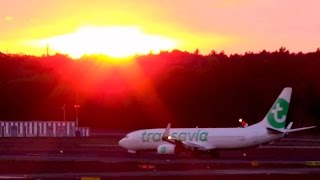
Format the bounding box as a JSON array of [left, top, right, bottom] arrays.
[[3, 16, 13, 21]]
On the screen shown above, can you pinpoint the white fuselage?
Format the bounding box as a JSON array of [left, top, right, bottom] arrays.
[[119, 87, 315, 153], [118, 124, 285, 152]]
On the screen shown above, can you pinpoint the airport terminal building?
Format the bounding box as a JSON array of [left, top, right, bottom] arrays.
[[0, 121, 90, 137]]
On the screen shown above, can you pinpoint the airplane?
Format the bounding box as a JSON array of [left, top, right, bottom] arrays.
[[118, 87, 316, 157]]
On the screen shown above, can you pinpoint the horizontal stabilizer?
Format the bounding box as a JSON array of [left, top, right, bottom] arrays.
[[285, 126, 317, 133], [267, 125, 316, 134]]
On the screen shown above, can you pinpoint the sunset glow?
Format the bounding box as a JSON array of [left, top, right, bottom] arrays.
[[1, 0, 320, 56], [2, 0, 320, 135], [37, 26, 177, 58]]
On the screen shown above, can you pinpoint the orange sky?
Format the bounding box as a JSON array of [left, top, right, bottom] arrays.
[[1, 0, 320, 57]]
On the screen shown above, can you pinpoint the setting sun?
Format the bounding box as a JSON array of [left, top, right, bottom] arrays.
[[37, 26, 177, 58]]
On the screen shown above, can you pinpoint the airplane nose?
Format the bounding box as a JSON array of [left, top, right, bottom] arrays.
[[118, 138, 126, 148]]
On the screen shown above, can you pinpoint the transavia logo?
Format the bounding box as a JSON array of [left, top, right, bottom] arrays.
[[141, 130, 208, 142], [267, 98, 289, 129]]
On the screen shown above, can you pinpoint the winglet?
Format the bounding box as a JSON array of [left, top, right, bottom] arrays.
[[163, 123, 171, 140]]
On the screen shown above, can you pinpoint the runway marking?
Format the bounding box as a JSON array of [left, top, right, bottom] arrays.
[[259, 146, 320, 149], [80, 144, 320, 149], [306, 161, 320, 166], [80, 144, 119, 147], [0, 175, 26, 179], [282, 138, 320, 142]]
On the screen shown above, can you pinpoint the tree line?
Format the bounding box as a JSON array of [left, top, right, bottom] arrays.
[[0, 48, 320, 132]]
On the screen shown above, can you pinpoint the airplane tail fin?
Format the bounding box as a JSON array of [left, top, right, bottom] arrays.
[[262, 87, 292, 130], [258, 87, 316, 133]]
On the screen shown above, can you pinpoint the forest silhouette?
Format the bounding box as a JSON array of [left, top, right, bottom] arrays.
[[0, 48, 320, 132]]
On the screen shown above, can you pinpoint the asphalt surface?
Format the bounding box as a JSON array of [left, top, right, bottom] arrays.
[[0, 135, 319, 179]]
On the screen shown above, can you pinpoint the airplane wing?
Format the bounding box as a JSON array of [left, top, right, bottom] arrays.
[[181, 141, 208, 151], [162, 123, 210, 152]]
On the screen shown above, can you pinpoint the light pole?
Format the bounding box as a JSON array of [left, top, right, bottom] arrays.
[[75, 92, 80, 129], [62, 104, 66, 121]]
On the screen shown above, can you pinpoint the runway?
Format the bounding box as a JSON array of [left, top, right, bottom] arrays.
[[0, 136, 319, 179], [1, 169, 320, 180]]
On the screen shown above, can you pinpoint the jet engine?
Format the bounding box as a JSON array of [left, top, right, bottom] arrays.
[[157, 144, 176, 154]]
